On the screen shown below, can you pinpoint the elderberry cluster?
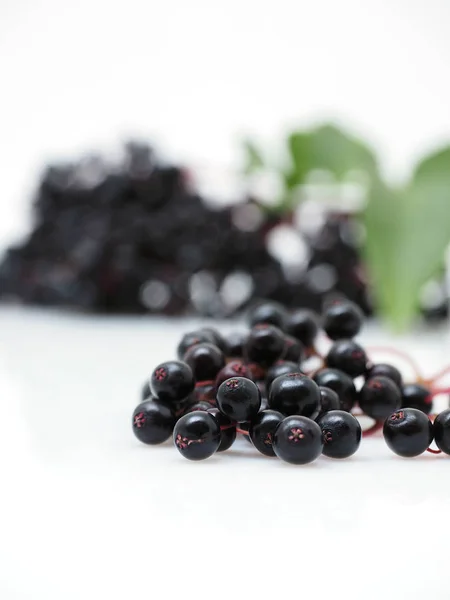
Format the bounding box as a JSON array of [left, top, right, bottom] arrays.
[[131, 299, 450, 463]]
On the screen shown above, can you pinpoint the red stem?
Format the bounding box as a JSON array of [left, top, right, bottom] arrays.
[[429, 364, 450, 386], [430, 386, 450, 398], [366, 346, 423, 381], [236, 427, 249, 436], [426, 448, 442, 454]]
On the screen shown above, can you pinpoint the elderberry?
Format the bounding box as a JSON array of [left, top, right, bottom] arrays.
[[383, 408, 434, 458], [317, 410, 361, 459], [132, 400, 175, 445], [216, 377, 261, 422], [150, 360, 195, 404], [183, 343, 225, 381], [273, 416, 323, 464], [248, 409, 284, 457], [244, 324, 285, 368], [268, 373, 320, 418], [173, 411, 221, 460], [323, 300, 363, 340], [359, 376, 401, 421], [434, 409, 450, 455], [325, 339, 368, 378]]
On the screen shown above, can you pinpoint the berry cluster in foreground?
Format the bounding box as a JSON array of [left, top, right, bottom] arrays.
[[132, 299, 450, 463]]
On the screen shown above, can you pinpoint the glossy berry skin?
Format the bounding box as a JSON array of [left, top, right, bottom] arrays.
[[184, 343, 225, 381], [313, 368, 358, 412], [150, 360, 195, 404], [215, 361, 252, 390], [317, 386, 340, 417], [216, 377, 261, 422], [248, 409, 284, 457], [208, 408, 237, 452], [283, 335, 304, 363], [323, 300, 363, 341], [177, 330, 215, 359], [185, 401, 213, 413], [273, 416, 323, 464], [269, 373, 320, 418], [366, 363, 402, 389], [248, 301, 287, 330], [245, 324, 286, 368], [286, 309, 318, 347], [266, 361, 300, 393], [359, 376, 401, 420], [225, 331, 247, 358], [401, 384, 433, 415], [173, 411, 221, 460], [383, 408, 434, 457], [317, 410, 361, 459], [200, 327, 228, 354], [132, 400, 175, 445], [433, 409, 450, 455], [325, 339, 368, 378]]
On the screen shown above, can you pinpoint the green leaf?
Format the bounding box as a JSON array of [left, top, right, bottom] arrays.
[[286, 124, 379, 189], [363, 146, 450, 330], [242, 139, 265, 174]]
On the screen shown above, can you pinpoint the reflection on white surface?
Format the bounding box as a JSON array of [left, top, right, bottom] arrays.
[[1, 307, 450, 600]]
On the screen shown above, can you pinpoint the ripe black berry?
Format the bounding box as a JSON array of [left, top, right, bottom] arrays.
[[248, 301, 287, 330], [200, 327, 228, 354], [359, 376, 401, 420], [150, 360, 195, 404], [132, 400, 175, 445], [366, 363, 402, 389], [245, 324, 286, 368], [266, 361, 300, 393], [173, 411, 221, 460], [269, 373, 320, 418], [323, 300, 363, 340], [215, 360, 252, 389], [273, 416, 323, 464], [216, 377, 261, 422], [248, 409, 284, 456], [313, 368, 358, 412], [317, 386, 340, 417], [283, 335, 304, 363], [183, 343, 225, 381], [401, 383, 433, 415], [434, 409, 450, 455], [208, 408, 237, 452], [225, 331, 247, 358], [286, 309, 318, 347], [383, 408, 433, 457], [177, 330, 215, 359], [325, 339, 368, 378], [317, 410, 361, 459]]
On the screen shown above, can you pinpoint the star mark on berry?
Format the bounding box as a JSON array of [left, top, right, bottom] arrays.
[[134, 412, 146, 428], [288, 428, 305, 442], [323, 430, 333, 443], [155, 367, 167, 381], [264, 433, 273, 446], [226, 378, 239, 389], [175, 434, 204, 449], [390, 411, 405, 422]]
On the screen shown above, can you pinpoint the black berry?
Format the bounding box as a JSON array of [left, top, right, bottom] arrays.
[[150, 360, 195, 404], [248, 301, 287, 330], [208, 408, 237, 452], [273, 416, 323, 464], [225, 331, 247, 358], [401, 384, 433, 415], [245, 324, 286, 368], [216, 377, 261, 422], [173, 411, 221, 460], [132, 400, 175, 445], [269, 373, 320, 418], [283, 335, 304, 363], [434, 409, 450, 455], [266, 361, 300, 393], [323, 300, 363, 340], [177, 330, 215, 359], [383, 408, 433, 457], [359, 376, 401, 420], [248, 409, 284, 456], [317, 386, 340, 417], [325, 339, 368, 378], [366, 363, 402, 389], [313, 368, 358, 412], [286, 309, 318, 347], [184, 343, 225, 381], [317, 410, 361, 459], [215, 360, 252, 389], [200, 327, 228, 354]]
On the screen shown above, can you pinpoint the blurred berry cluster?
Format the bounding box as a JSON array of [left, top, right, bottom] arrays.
[[0, 142, 370, 316]]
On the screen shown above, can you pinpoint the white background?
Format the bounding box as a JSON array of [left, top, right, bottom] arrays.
[[2, 1, 450, 598]]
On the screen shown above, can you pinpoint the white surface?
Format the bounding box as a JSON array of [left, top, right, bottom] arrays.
[[1, 307, 450, 599], [2, 0, 450, 248]]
